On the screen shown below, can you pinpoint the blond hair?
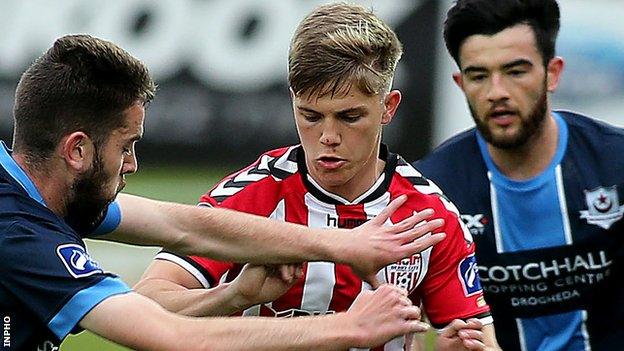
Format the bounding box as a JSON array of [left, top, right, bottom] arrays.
[[288, 2, 403, 98]]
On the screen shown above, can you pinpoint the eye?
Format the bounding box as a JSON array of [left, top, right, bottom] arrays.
[[508, 69, 526, 77], [468, 74, 487, 82], [341, 114, 362, 123], [302, 113, 321, 122]]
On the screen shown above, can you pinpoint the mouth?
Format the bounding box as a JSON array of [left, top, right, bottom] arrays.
[[487, 109, 517, 126], [316, 156, 347, 170], [117, 176, 126, 193]]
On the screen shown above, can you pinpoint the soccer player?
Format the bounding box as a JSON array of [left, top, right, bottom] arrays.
[[414, 0, 624, 350], [137, 4, 499, 350], [0, 34, 442, 350]]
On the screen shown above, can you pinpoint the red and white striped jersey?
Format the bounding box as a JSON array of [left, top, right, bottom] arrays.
[[156, 145, 492, 350]]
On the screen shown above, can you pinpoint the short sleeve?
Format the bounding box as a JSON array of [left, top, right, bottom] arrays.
[[0, 222, 130, 339], [416, 204, 491, 328], [88, 200, 122, 237]]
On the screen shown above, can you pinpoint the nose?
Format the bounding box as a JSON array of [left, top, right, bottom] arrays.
[[486, 73, 510, 103], [320, 119, 341, 147], [122, 152, 138, 175]]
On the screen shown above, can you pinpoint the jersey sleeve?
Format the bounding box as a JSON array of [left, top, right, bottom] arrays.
[[84, 200, 122, 237], [415, 197, 491, 328], [0, 221, 130, 340]]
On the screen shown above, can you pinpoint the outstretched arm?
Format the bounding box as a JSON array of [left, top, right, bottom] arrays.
[[100, 194, 445, 285], [81, 285, 429, 351], [134, 260, 300, 316]]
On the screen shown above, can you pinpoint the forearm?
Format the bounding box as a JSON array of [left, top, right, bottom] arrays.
[[109, 194, 341, 264], [134, 278, 247, 317], [169, 204, 342, 263], [185, 314, 357, 351], [84, 292, 359, 351]]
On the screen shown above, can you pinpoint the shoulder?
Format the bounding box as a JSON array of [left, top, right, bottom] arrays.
[[413, 128, 480, 176], [199, 146, 303, 212], [559, 110, 624, 144], [392, 158, 463, 222], [557, 110, 624, 171]]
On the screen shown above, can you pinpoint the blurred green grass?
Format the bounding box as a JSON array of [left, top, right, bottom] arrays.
[[60, 165, 437, 350]]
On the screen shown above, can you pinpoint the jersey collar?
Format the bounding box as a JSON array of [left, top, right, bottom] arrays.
[[296, 144, 398, 205], [0, 140, 47, 206]]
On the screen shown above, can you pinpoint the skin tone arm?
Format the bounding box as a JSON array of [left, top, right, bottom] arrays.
[[135, 262, 302, 316], [80, 285, 429, 351], [102, 193, 446, 286], [134, 215, 445, 317]]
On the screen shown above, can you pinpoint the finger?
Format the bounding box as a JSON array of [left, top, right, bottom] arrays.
[[459, 329, 484, 341], [371, 195, 407, 225], [439, 319, 467, 338], [465, 318, 483, 329], [281, 265, 296, 281], [402, 305, 426, 323], [294, 264, 304, 279], [407, 320, 430, 334], [392, 208, 435, 232], [393, 219, 445, 245], [462, 338, 486, 351], [398, 233, 446, 257]]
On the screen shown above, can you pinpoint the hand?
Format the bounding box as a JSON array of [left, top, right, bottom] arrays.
[[346, 284, 429, 348], [436, 319, 489, 351], [228, 264, 303, 310], [343, 195, 446, 286]]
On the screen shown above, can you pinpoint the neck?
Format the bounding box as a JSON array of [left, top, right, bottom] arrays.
[[12, 152, 70, 217], [487, 112, 559, 180]]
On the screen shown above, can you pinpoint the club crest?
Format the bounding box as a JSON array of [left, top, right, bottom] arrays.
[[580, 186, 624, 229], [385, 254, 422, 292]]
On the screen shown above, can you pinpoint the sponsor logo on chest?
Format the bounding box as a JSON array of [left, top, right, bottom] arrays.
[[460, 213, 488, 236]]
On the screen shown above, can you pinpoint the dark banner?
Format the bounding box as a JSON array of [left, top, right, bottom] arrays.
[[0, 0, 438, 165]]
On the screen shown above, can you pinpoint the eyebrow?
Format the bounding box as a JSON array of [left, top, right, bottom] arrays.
[[296, 105, 369, 115], [463, 58, 534, 74]]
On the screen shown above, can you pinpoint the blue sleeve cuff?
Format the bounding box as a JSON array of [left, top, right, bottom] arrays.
[[48, 277, 131, 339], [90, 201, 122, 236]]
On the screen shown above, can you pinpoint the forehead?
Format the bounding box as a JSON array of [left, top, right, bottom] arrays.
[[458, 24, 542, 69], [294, 86, 380, 111], [115, 102, 145, 138]]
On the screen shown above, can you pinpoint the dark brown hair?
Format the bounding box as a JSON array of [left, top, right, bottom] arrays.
[[12, 34, 156, 165]]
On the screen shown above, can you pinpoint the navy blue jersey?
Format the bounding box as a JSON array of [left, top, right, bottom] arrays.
[[0, 142, 130, 350], [415, 111, 624, 351]]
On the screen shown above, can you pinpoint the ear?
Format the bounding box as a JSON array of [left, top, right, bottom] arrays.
[[452, 72, 464, 90], [60, 132, 95, 173], [546, 56, 564, 93], [381, 90, 402, 125]]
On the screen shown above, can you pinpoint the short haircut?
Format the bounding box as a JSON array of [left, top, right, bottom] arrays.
[[13, 34, 156, 165], [288, 2, 403, 98], [444, 0, 560, 66]]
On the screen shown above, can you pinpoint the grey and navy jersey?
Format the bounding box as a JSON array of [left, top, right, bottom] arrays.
[[0, 142, 130, 350], [415, 111, 624, 351]]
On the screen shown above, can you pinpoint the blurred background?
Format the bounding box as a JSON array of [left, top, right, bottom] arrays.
[[0, 0, 622, 349]]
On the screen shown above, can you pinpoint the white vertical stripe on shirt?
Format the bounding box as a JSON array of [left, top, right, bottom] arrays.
[[489, 171, 505, 253], [555, 165, 574, 245], [301, 194, 336, 313]]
